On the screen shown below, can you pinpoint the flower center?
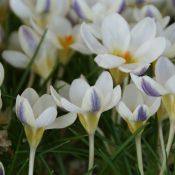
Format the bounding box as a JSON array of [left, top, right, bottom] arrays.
[[58, 35, 74, 49], [113, 50, 136, 64]]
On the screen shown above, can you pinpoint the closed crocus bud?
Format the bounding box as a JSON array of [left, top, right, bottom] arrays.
[[117, 83, 161, 133], [0, 162, 5, 175], [50, 71, 121, 135], [16, 88, 76, 175]]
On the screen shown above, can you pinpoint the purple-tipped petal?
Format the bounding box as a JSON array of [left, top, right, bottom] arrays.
[[137, 106, 147, 121], [16, 101, 27, 124], [44, 0, 50, 13], [173, 0, 175, 7], [118, 0, 126, 13], [135, 0, 145, 4], [141, 78, 161, 97], [145, 8, 154, 18], [73, 0, 84, 19], [91, 89, 101, 112], [21, 27, 37, 50]]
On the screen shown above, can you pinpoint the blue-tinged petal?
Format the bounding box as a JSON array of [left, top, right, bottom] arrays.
[[73, 0, 84, 18], [0, 162, 5, 175], [133, 105, 148, 122]]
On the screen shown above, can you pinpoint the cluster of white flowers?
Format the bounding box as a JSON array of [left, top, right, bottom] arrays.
[[0, 0, 175, 175]]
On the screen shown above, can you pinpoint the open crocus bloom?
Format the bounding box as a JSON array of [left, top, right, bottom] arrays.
[[2, 25, 57, 79], [81, 14, 166, 75], [16, 88, 76, 148], [117, 84, 161, 133], [0, 162, 5, 175], [50, 71, 121, 135]]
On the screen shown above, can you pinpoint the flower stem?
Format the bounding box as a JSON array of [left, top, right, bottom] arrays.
[[135, 133, 144, 175], [158, 120, 166, 163], [88, 134, 94, 175], [28, 146, 36, 175], [159, 120, 175, 175]]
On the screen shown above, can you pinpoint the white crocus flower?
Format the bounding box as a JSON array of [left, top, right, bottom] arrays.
[[0, 162, 5, 175], [117, 83, 160, 175], [73, 0, 125, 22], [16, 88, 76, 175], [131, 57, 175, 175], [10, 0, 71, 27], [81, 14, 166, 76], [50, 71, 121, 173], [118, 83, 161, 133], [0, 63, 4, 109], [2, 25, 57, 79]]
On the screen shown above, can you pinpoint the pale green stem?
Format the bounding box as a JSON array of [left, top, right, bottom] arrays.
[[135, 133, 144, 175], [28, 146, 36, 175], [88, 134, 94, 174], [158, 120, 166, 163], [47, 79, 51, 94], [159, 120, 175, 175], [27, 71, 35, 88]]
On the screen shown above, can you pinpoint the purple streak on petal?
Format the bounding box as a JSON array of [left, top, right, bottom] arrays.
[[91, 89, 101, 112], [0, 168, 3, 175], [135, 0, 145, 4], [21, 27, 37, 50], [141, 78, 161, 97], [134, 66, 148, 76], [145, 8, 154, 18], [137, 106, 147, 121], [44, 0, 50, 13], [17, 101, 26, 124], [172, 0, 175, 7], [118, 0, 126, 13], [73, 0, 84, 19]]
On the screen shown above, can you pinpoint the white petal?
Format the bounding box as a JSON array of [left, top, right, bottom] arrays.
[[0, 161, 5, 175], [101, 13, 130, 52], [21, 88, 39, 107], [80, 23, 107, 54], [16, 95, 35, 127], [134, 37, 166, 63], [95, 54, 125, 69], [35, 107, 57, 128], [103, 85, 121, 111], [117, 102, 133, 120], [10, 0, 33, 18], [19, 26, 40, 57], [131, 74, 168, 97], [0, 63, 4, 86], [155, 57, 175, 84], [50, 86, 82, 113], [165, 75, 175, 94], [130, 17, 156, 53], [164, 23, 175, 43], [122, 84, 143, 111], [36, 0, 51, 14], [69, 78, 90, 107], [119, 63, 150, 74], [147, 97, 161, 116], [2, 51, 29, 68], [46, 113, 77, 129], [33, 94, 56, 117], [95, 71, 113, 97]]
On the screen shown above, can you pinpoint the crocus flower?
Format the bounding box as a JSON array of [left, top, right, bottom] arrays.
[[81, 14, 166, 76], [131, 57, 175, 174], [0, 162, 5, 175], [16, 88, 76, 175], [117, 83, 160, 175], [2, 25, 57, 79], [50, 71, 121, 173]]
